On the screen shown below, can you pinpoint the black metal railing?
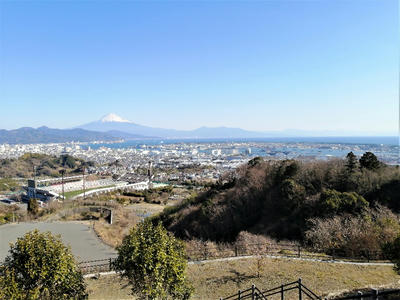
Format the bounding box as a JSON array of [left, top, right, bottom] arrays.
[[331, 289, 400, 300], [76, 242, 392, 275], [79, 257, 117, 274], [220, 278, 321, 300]]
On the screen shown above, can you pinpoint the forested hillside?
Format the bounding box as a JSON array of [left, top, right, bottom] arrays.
[[0, 153, 94, 178], [155, 152, 400, 257]]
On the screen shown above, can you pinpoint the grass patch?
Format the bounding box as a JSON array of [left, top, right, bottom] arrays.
[[85, 256, 400, 299], [92, 203, 166, 247], [93, 207, 139, 248], [63, 186, 115, 200], [188, 257, 400, 299], [86, 275, 133, 300], [0, 178, 20, 192]]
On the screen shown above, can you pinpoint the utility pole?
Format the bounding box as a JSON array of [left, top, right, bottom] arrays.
[[33, 165, 37, 199], [148, 161, 153, 189], [83, 167, 86, 200], [60, 169, 65, 201]]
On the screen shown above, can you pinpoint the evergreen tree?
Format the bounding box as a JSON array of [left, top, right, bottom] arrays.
[[345, 152, 358, 174], [359, 152, 380, 170]]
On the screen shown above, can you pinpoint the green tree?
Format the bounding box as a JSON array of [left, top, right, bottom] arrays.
[[275, 160, 300, 183], [247, 156, 263, 167], [383, 235, 400, 273], [359, 152, 380, 170], [28, 198, 39, 215], [317, 189, 369, 216], [114, 220, 193, 299], [345, 152, 358, 174], [279, 179, 305, 213], [0, 230, 87, 300], [61, 155, 76, 169]]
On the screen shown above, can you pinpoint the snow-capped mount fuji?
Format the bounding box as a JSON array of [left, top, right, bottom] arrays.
[[77, 114, 265, 138], [100, 113, 131, 123]]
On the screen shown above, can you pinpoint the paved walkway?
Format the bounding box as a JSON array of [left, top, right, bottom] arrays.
[[0, 222, 116, 262], [188, 254, 394, 266], [82, 253, 395, 278]]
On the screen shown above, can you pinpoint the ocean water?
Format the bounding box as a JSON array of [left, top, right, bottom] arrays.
[[88, 136, 399, 150]]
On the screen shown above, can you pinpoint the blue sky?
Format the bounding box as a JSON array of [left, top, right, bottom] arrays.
[[0, 0, 398, 134]]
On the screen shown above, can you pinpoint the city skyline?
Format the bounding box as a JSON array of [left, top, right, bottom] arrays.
[[0, 0, 398, 135]]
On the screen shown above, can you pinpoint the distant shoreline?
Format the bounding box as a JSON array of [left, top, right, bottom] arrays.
[[90, 136, 399, 147], [0, 136, 398, 146]]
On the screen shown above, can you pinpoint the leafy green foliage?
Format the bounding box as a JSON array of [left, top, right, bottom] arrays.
[[155, 152, 399, 242], [317, 189, 369, 216], [367, 179, 400, 212], [383, 235, 400, 273], [275, 160, 300, 182], [114, 220, 193, 299], [0, 230, 87, 300], [279, 179, 305, 213], [359, 152, 381, 170], [60, 155, 76, 168], [247, 156, 263, 167], [28, 198, 39, 215]]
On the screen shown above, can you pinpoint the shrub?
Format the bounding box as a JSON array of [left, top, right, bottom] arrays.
[[305, 207, 400, 259], [383, 236, 400, 273], [114, 220, 193, 299], [28, 198, 39, 215], [0, 230, 86, 299]]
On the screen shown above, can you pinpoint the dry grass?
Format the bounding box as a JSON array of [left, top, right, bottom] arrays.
[[93, 207, 139, 248], [188, 257, 400, 299], [86, 275, 134, 300], [86, 256, 400, 300], [92, 202, 168, 247]]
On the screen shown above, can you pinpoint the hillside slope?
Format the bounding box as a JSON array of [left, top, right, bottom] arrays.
[[155, 155, 400, 243], [0, 153, 93, 178], [0, 127, 119, 144]]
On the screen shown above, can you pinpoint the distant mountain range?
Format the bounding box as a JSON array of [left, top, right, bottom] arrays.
[[0, 127, 122, 144], [78, 113, 395, 139], [0, 113, 396, 144], [78, 113, 269, 139]]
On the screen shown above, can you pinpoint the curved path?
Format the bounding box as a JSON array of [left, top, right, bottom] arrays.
[[83, 253, 394, 278], [188, 254, 394, 266], [0, 222, 116, 262]]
